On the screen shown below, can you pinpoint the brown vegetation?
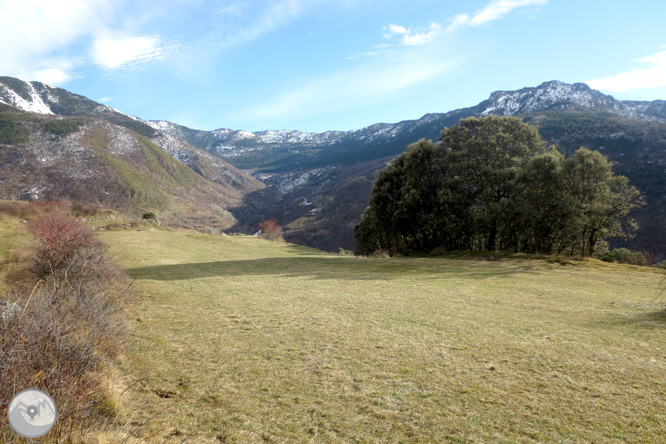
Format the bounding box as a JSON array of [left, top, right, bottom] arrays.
[[258, 219, 283, 241], [0, 210, 131, 442]]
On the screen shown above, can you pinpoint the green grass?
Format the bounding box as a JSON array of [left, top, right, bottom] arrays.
[[100, 230, 666, 443]]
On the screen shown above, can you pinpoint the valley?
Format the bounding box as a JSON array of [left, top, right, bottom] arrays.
[[1, 77, 665, 257]]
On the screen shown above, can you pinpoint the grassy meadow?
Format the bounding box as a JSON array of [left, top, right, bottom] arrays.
[[92, 229, 666, 443]]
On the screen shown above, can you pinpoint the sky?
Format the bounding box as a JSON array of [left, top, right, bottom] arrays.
[[1, 0, 665, 133]]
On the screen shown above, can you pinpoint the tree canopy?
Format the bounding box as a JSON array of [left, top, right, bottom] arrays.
[[354, 116, 644, 256]]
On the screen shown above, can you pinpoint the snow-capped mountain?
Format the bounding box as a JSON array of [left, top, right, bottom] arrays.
[[475, 80, 666, 120], [0, 76, 154, 137], [2, 75, 665, 255], [144, 80, 666, 165], [5, 76, 664, 167]]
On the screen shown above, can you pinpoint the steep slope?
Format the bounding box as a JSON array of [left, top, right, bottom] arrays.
[[0, 105, 271, 232], [0, 76, 156, 137], [0, 76, 277, 232]]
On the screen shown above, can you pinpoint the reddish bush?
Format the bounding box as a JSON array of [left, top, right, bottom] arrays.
[[1, 212, 130, 440], [258, 219, 283, 241]]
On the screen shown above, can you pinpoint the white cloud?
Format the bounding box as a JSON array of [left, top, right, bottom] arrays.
[[384, 23, 442, 46], [254, 0, 545, 126], [31, 61, 78, 84], [99, 97, 112, 102], [91, 32, 164, 70], [0, 0, 116, 83], [381, 0, 546, 50], [449, 0, 547, 29], [586, 49, 666, 92], [0, 0, 175, 83], [383, 24, 408, 38]]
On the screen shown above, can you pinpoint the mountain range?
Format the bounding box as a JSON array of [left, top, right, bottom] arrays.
[[1, 76, 665, 258]]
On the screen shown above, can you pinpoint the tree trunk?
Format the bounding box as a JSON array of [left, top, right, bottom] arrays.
[[487, 219, 497, 251]]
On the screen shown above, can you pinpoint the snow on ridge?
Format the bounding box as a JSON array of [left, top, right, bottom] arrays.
[[147, 120, 174, 131], [481, 82, 597, 116], [0, 83, 54, 114], [255, 129, 342, 144]]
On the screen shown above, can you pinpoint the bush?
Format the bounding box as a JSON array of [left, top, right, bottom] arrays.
[[1, 212, 131, 440], [142, 211, 157, 220], [0, 199, 101, 220], [598, 248, 650, 266], [70, 200, 101, 217], [370, 249, 391, 258], [258, 219, 283, 241], [338, 248, 355, 256], [0, 200, 39, 219]]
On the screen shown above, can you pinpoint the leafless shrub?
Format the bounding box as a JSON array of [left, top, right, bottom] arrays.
[[0, 211, 131, 441], [656, 274, 666, 303], [0, 201, 39, 219], [70, 200, 101, 217], [642, 250, 656, 266], [258, 219, 283, 241], [0, 199, 101, 221]]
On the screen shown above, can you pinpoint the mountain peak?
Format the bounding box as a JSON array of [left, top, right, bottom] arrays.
[[477, 80, 666, 120]]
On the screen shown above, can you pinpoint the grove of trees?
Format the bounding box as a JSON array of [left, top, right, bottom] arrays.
[[354, 116, 644, 256]]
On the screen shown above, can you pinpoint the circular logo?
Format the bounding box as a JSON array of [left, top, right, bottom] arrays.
[[7, 389, 57, 438]]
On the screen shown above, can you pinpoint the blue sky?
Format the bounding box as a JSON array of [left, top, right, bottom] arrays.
[[1, 0, 665, 133]]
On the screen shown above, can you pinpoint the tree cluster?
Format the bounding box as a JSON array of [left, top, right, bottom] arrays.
[[354, 116, 644, 256]]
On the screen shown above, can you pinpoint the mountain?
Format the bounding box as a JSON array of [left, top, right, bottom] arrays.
[[0, 77, 275, 232], [149, 81, 666, 172], [2, 77, 664, 257], [146, 81, 666, 257]]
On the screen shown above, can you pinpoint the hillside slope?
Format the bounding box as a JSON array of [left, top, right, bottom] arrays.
[[0, 105, 272, 231]]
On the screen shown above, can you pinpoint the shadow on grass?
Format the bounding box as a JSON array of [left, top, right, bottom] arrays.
[[126, 256, 536, 282], [628, 307, 666, 328]]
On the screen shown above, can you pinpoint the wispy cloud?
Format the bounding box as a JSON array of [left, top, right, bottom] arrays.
[[449, 0, 547, 29], [379, 0, 546, 51], [251, 0, 546, 126], [235, 54, 459, 125], [586, 48, 666, 92], [0, 0, 116, 83], [0, 0, 177, 84], [213, 0, 317, 48]]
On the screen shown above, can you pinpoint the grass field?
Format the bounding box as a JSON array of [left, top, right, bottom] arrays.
[[96, 229, 666, 443]]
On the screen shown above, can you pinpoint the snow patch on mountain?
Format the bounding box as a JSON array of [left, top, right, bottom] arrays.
[[0, 82, 54, 114]]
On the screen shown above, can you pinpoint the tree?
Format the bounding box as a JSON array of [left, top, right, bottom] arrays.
[[354, 116, 643, 256], [514, 147, 568, 253], [258, 219, 283, 241], [560, 148, 644, 256], [438, 116, 548, 250]]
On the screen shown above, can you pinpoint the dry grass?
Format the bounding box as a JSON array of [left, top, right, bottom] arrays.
[[99, 230, 665, 443]]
